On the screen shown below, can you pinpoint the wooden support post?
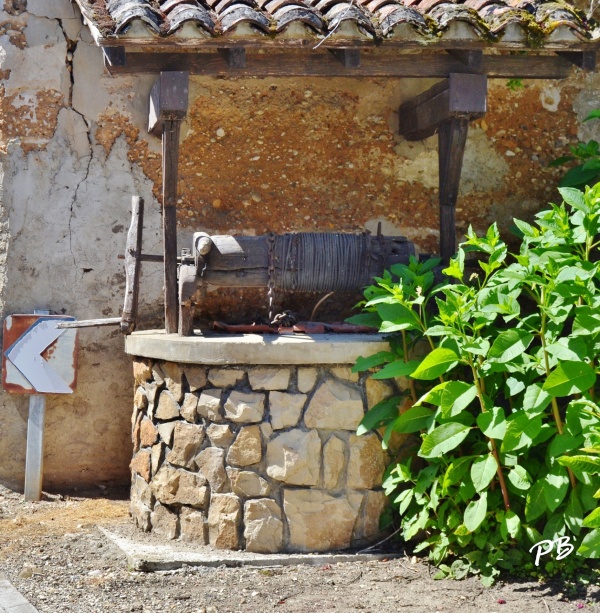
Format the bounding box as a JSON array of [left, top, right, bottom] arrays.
[[439, 117, 469, 263], [163, 118, 181, 334], [121, 196, 144, 335], [24, 395, 46, 501], [399, 73, 487, 263], [149, 71, 189, 334], [102, 46, 125, 68], [557, 50, 596, 71]]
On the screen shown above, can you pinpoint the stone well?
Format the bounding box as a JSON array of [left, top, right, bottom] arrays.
[[125, 332, 397, 553]]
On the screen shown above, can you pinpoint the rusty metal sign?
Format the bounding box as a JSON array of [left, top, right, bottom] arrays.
[[2, 315, 78, 394]]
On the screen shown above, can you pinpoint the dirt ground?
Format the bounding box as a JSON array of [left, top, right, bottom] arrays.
[[0, 484, 598, 613]]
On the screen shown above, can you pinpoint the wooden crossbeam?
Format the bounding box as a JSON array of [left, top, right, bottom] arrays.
[[218, 48, 246, 68], [399, 74, 487, 262], [107, 52, 574, 79], [557, 50, 596, 71], [102, 46, 125, 67], [328, 48, 361, 68], [446, 49, 483, 71]]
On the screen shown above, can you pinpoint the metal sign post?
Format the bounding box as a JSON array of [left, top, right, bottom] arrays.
[[2, 312, 78, 501]]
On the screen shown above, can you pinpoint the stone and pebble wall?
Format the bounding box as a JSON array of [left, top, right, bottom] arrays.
[[129, 358, 399, 553]]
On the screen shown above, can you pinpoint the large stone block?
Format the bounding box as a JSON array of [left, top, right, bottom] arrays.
[[151, 443, 164, 476], [166, 423, 205, 468], [269, 391, 306, 430], [227, 426, 262, 467], [297, 368, 318, 393], [151, 465, 208, 507], [162, 362, 184, 402], [347, 433, 385, 489], [206, 423, 235, 448], [198, 389, 223, 422], [266, 430, 321, 486], [331, 367, 359, 382], [208, 368, 244, 388], [157, 422, 177, 446], [130, 450, 151, 483], [180, 393, 199, 423], [133, 358, 152, 386], [248, 368, 291, 391], [140, 418, 158, 448], [131, 474, 153, 508], [180, 507, 207, 544], [354, 490, 387, 542], [227, 468, 270, 498], [283, 490, 359, 551], [365, 378, 394, 409], [151, 503, 178, 540], [131, 499, 151, 532], [244, 499, 283, 553], [184, 365, 208, 391], [304, 378, 364, 430], [322, 435, 346, 489], [224, 391, 265, 423], [195, 447, 229, 493], [208, 493, 241, 549], [155, 390, 180, 421], [134, 386, 148, 410]]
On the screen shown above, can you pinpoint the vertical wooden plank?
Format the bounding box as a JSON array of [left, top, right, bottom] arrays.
[[162, 118, 180, 334], [438, 117, 469, 263], [121, 196, 144, 335], [24, 395, 46, 502]]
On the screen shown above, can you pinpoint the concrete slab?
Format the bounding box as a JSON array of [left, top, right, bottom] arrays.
[[124, 331, 389, 365], [0, 574, 38, 613], [99, 528, 400, 572]]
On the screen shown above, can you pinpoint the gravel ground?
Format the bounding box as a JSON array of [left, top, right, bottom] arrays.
[[0, 484, 598, 613]]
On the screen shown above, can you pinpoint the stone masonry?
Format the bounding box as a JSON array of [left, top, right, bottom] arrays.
[[130, 359, 395, 553]]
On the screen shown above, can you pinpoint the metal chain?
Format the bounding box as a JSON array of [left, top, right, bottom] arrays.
[[267, 232, 276, 323]]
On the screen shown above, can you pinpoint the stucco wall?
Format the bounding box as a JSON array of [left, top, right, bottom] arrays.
[[1, 0, 600, 490]]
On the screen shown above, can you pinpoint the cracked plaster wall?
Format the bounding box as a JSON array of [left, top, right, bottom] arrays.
[[1, 0, 600, 489]]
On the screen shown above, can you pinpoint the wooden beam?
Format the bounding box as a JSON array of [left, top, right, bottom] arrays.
[[102, 46, 125, 67], [149, 71, 190, 136], [107, 52, 574, 79], [439, 117, 469, 263], [150, 71, 190, 334], [446, 49, 483, 71], [121, 195, 144, 335], [399, 73, 487, 141], [218, 48, 246, 68], [328, 48, 361, 68], [557, 50, 596, 71]]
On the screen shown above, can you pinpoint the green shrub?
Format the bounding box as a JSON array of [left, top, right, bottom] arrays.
[[351, 184, 600, 585]]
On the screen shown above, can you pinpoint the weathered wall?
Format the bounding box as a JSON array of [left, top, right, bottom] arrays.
[[1, 0, 600, 489]]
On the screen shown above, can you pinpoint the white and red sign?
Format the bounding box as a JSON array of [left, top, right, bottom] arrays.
[[2, 315, 78, 394]]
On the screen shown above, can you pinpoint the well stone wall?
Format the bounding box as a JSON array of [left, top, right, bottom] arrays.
[[129, 357, 398, 552]]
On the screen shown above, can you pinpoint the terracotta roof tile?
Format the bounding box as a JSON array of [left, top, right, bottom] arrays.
[[73, 0, 598, 46]]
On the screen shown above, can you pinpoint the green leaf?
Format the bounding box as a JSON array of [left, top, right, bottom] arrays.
[[443, 456, 475, 491], [372, 360, 421, 380], [583, 109, 600, 122], [572, 307, 600, 337], [502, 413, 542, 453], [583, 507, 600, 528], [558, 454, 600, 474], [525, 481, 547, 522], [352, 351, 396, 373], [356, 397, 400, 436], [440, 382, 477, 418], [419, 422, 471, 459], [543, 465, 570, 512], [477, 407, 507, 440], [522, 384, 552, 416], [542, 360, 596, 397], [411, 348, 460, 381], [470, 454, 497, 493], [565, 492, 584, 536], [507, 465, 532, 491], [577, 529, 600, 558], [558, 186, 589, 212], [501, 510, 521, 539], [560, 165, 600, 189], [375, 303, 420, 333], [464, 492, 488, 532], [345, 312, 381, 328], [392, 406, 435, 434], [488, 329, 534, 363], [548, 433, 584, 459]]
